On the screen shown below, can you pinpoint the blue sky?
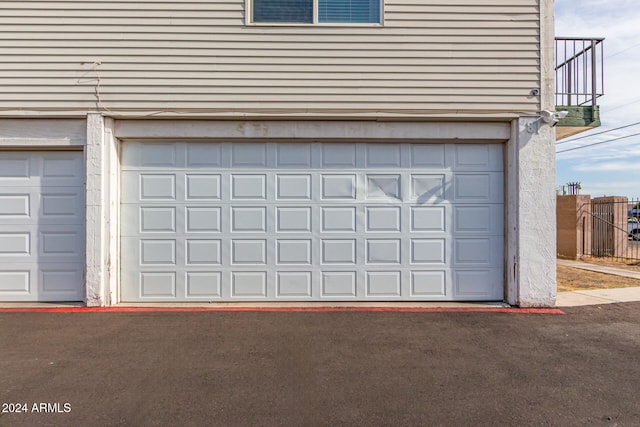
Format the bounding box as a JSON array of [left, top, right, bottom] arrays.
[[555, 0, 640, 198]]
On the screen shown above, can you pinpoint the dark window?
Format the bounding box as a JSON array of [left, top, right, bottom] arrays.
[[253, 0, 314, 23], [318, 0, 380, 23], [252, 0, 381, 24]]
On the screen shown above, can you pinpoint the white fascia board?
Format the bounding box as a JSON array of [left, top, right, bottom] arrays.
[[115, 120, 511, 142], [0, 119, 86, 148]]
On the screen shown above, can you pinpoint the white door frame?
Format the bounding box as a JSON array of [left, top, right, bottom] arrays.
[[84, 116, 556, 307]]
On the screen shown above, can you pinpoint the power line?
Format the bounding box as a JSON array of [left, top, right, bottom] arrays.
[[605, 41, 640, 59], [557, 121, 640, 145], [556, 131, 640, 154], [606, 97, 640, 113]]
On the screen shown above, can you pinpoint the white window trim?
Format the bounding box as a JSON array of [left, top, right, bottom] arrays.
[[245, 0, 384, 26]]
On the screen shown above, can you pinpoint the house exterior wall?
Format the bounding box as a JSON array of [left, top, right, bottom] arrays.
[[0, 0, 557, 307], [0, 0, 541, 115]]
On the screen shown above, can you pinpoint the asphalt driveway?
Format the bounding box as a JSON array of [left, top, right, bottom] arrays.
[[1, 303, 639, 426]]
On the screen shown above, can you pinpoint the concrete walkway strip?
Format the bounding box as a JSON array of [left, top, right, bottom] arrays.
[[557, 259, 640, 279], [0, 306, 565, 314], [556, 259, 640, 306], [557, 287, 640, 307]]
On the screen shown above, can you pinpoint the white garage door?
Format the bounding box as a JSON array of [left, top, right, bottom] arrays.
[[121, 142, 503, 302], [0, 152, 85, 301]]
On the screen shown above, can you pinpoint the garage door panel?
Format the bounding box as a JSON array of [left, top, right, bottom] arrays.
[[276, 239, 312, 265], [122, 205, 228, 236], [453, 236, 504, 267], [140, 206, 177, 233], [453, 268, 503, 300], [39, 228, 85, 260], [321, 271, 357, 298], [366, 174, 402, 201], [0, 269, 32, 296], [141, 174, 177, 201], [186, 207, 221, 233], [410, 205, 448, 233], [410, 238, 448, 265], [366, 271, 402, 297], [139, 239, 177, 265], [41, 154, 84, 184], [321, 174, 356, 200], [231, 206, 266, 232], [0, 151, 84, 302], [40, 191, 84, 219], [186, 239, 222, 265], [276, 144, 313, 169], [40, 267, 84, 296], [452, 144, 504, 172], [121, 142, 503, 302], [366, 206, 401, 232], [451, 172, 504, 203], [123, 142, 221, 169], [231, 271, 268, 298], [141, 143, 178, 168], [276, 271, 313, 298], [121, 171, 173, 203], [186, 271, 222, 298], [186, 174, 221, 200], [276, 207, 312, 233], [365, 144, 403, 168], [0, 152, 83, 188], [410, 174, 446, 203], [276, 174, 312, 200], [0, 263, 84, 301], [187, 144, 222, 168], [0, 191, 33, 221], [0, 227, 84, 263], [122, 142, 176, 168], [140, 272, 177, 298], [0, 155, 31, 179], [232, 144, 268, 168], [0, 190, 84, 225], [453, 204, 504, 235], [410, 144, 446, 168], [321, 144, 358, 168], [321, 207, 357, 232], [410, 270, 448, 298], [0, 231, 31, 257]]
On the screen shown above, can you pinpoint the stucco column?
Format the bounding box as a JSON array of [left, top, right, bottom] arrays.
[[507, 117, 557, 307], [85, 113, 106, 306], [85, 114, 118, 306]]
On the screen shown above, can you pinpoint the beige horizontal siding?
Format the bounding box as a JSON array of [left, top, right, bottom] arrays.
[[0, 0, 541, 115], [0, 78, 539, 88]]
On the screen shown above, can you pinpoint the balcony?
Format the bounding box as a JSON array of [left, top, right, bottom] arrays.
[[555, 37, 605, 140]]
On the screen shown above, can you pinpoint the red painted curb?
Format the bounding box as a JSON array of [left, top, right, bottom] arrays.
[[0, 307, 565, 314]]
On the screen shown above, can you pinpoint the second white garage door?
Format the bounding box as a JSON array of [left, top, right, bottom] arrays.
[[0, 151, 85, 302], [120, 142, 503, 302]]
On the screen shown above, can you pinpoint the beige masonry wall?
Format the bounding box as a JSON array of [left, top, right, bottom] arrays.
[[0, 0, 541, 115], [556, 195, 591, 260]]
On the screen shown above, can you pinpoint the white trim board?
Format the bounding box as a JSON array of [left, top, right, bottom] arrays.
[[0, 119, 86, 148], [115, 120, 511, 143]]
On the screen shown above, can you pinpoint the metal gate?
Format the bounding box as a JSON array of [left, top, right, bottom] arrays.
[[590, 197, 639, 261]]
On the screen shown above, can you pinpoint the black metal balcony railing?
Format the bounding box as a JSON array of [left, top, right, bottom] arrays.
[[555, 37, 605, 106]]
